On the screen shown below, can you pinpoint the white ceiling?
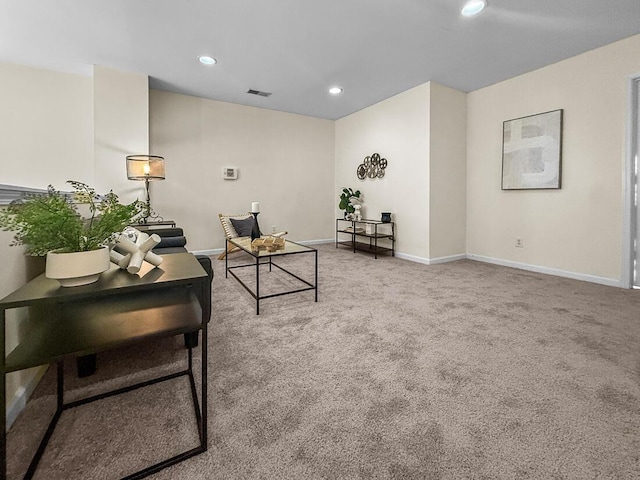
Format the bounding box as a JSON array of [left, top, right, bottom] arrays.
[[2, 0, 640, 120]]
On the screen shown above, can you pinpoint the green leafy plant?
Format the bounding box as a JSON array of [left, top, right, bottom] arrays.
[[0, 181, 143, 255], [338, 187, 361, 214]]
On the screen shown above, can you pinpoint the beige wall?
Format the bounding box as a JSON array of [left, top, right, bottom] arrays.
[[467, 34, 640, 282], [335, 82, 466, 261], [335, 83, 431, 259], [93, 65, 149, 204], [149, 90, 335, 251], [0, 62, 94, 188], [0, 62, 149, 423], [0, 62, 94, 422], [429, 83, 467, 259]]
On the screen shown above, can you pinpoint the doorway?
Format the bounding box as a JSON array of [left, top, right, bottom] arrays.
[[624, 76, 640, 288]]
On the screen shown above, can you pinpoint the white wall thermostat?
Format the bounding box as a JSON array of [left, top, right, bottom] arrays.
[[223, 167, 238, 180]]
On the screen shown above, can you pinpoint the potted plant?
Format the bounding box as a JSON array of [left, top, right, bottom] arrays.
[[0, 181, 143, 286], [338, 187, 362, 219]]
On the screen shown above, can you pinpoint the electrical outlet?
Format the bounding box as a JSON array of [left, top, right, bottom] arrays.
[[515, 238, 524, 248], [272, 225, 277, 233]]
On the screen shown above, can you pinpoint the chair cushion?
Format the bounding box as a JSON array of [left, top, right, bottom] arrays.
[[153, 246, 188, 254], [156, 236, 187, 249], [229, 216, 255, 237], [146, 227, 184, 238]]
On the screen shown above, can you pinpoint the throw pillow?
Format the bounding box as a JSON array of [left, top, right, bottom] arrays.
[[229, 216, 255, 237]]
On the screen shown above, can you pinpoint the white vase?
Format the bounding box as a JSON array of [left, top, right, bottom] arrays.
[[46, 246, 111, 287]]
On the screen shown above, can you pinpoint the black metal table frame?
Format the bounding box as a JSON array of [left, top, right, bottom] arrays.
[[23, 346, 206, 480], [0, 255, 209, 480], [335, 218, 395, 259], [225, 239, 318, 315]]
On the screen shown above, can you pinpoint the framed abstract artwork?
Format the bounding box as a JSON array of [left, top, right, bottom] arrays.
[[501, 109, 563, 190]]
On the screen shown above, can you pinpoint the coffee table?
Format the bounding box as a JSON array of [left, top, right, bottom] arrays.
[[225, 237, 318, 315]]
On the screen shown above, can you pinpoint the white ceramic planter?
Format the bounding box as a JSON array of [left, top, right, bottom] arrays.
[[45, 246, 111, 287]]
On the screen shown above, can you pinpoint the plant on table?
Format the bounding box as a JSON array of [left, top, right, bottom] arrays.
[[0, 180, 143, 255], [338, 187, 362, 216]]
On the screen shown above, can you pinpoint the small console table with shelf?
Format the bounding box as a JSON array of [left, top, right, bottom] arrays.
[[0, 252, 209, 480], [336, 218, 395, 259]]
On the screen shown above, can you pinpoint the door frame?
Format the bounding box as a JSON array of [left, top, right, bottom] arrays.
[[622, 74, 640, 288]]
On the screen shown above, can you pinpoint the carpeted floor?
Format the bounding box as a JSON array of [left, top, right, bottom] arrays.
[[6, 243, 640, 479]]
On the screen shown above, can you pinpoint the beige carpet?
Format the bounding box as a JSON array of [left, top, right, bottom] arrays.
[[7, 243, 640, 479]]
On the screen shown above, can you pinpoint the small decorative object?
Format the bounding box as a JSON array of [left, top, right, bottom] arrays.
[[0, 181, 143, 286], [126, 154, 166, 223], [350, 196, 363, 221], [251, 236, 285, 253], [110, 227, 163, 274], [339, 188, 362, 218], [250, 201, 261, 240], [381, 212, 392, 223], [502, 109, 563, 190], [357, 152, 388, 180]]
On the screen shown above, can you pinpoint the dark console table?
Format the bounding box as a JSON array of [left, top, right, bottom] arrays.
[[0, 252, 210, 480], [335, 218, 395, 259]]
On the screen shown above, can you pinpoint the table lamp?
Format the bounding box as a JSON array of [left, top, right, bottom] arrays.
[[126, 155, 165, 223]]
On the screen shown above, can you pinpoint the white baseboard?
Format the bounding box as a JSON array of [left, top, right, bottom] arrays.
[[467, 253, 622, 288], [299, 238, 334, 246], [429, 253, 467, 265], [395, 252, 430, 264], [190, 248, 222, 256], [394, 252, 466, 265], [6, 365, 47, 429]]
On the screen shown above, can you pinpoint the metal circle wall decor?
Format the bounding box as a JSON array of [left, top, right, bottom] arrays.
[[357, 152, 388, 180]]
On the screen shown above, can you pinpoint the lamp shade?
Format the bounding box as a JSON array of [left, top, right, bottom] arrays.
[[126, 155, 165, 181]]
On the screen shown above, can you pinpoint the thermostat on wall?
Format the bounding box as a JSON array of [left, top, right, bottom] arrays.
[[223, 167, 238, 180]]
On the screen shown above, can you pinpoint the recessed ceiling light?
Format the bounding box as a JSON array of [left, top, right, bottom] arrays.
[[198, 56, 217, 65], [329, 87, 343, 95], [461, 0, 487, 17]]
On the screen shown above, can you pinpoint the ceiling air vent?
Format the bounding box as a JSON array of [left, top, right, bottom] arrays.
[[247, 89, 272, 97]]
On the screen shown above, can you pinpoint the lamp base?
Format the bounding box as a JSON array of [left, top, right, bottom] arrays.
[[139, 178, 163, 223]]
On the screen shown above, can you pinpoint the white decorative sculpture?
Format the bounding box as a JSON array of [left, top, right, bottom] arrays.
[[110, 227, 163, 274], [353, 204, 362, 221], [350, 196, 363, 221]]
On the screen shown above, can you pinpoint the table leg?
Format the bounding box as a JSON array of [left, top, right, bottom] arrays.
[[392, 223, 395, 256], [57, 361, 64, 408], [1, 310, 5, 479], [201, 293, 208, 449], [352, 220, 356, 253], [256, 256, 260, 315], [375, 224, 378, 259], [25, 362, 65, 479], [315, 249, 318, 302], [225, 241, 228, 278]]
